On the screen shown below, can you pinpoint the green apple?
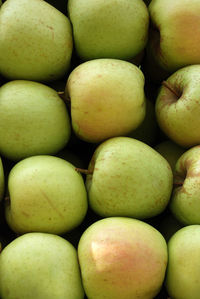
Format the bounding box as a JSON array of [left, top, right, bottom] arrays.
[[147, 0, 200, 77], [155, 65, 200, 147], [0, 157, 4, 201], [5, 155, 88, 234], [0, 0, 73, 82], [128, 98, 158, 146], [68, 0, 149, 61], [78, 217, 168, 299], [66, 59, 146, 143], [0, 232, 84, 299], [155, 140, 185, 174], [85, 136, 173, 219], [0, 80, 71, 161], [166, 225, 200, 299], [170, 145, 200, 225]]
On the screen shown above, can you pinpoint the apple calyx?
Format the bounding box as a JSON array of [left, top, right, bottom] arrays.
[[75, 168, 93, 175], [162, 81, 181, 99]]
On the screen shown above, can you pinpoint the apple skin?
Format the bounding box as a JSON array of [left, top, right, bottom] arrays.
[[155, 65, 200, 148], [0, 0, 73, 82], [78, 217, 168, 299], [147, 0, 200, 76], [0, 80, 71, 161], [5, 155, 88, 235], [0, 232, 85, 299], [68, 0, 149, 61], [66, 59, 146, 143], [155, 140, 185, 174], [86, 136, 173, 219], [170, 145, 200, 225], [0, 157, 4, 201], [165, 225, 200, 299]]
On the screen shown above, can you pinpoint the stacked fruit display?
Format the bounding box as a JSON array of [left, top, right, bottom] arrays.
[[0, 0, 200, 298]]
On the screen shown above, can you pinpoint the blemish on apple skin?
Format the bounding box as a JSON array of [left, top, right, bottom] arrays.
[[40, 189, 64, 219], [22, 211, 30, 218]]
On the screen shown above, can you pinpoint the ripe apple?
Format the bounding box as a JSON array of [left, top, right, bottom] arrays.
[[67, 0, 149, 61], [86, 136, 173, 219], [155, 140, 185, 174], [78, 217, 168, 299], [147, 0, 200, 79], [0, 80, 71, 161], [0, 232, 85, 299], [5, 155, 88, 234], [155, 65, 200, 147], [165, 225, 200, 299], [0, 0, 73, 82], [66, 59, 146, 143], [170, 145, 200, 225], [0, 157, 4, 201]]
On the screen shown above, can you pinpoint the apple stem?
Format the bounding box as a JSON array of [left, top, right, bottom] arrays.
[[162, 81, 180, 98], [58, 91, 71, 103], [75, 168, 93, 175]]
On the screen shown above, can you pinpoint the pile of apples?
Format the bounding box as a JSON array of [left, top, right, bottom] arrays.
[[1, 0, 200, 298]]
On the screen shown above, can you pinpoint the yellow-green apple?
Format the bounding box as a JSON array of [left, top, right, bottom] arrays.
[[85, 136, 173, 219], [155, 140, 185, 174], [155, 65, 200, 147], [165, 225, 200, 299], [128, 98, 158, 146], [170, 145, 200, 225], [0, 0, 73, 82], [0, 80, 71, 161], [78, 217, 168, 299], [147, 0, 200, 81], [67, 0, 149, 61], [66, 59, 146, 143], [5, 155, 88, 234], [0, 157, 4, 201], [0, 232, 84, 299]]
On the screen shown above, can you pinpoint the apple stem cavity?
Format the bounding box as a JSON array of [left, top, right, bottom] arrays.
[[162, 81, 181, 98], [75, 168, 93, 175]]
